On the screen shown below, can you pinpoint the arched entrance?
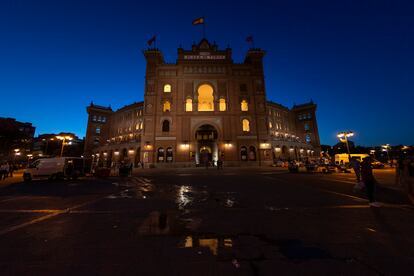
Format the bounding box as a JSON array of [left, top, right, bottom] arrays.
[[195, 124, 218, 165]]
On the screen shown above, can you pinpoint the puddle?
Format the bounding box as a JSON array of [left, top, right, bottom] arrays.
[[266, 206, 290, 212], [138, 211, 173, 235], [175, 185, 209, 210], [176, 185, 193, 210], [277, 239, 332, 260], [178, 234, 334, 263], [179, 235, 233, 256]]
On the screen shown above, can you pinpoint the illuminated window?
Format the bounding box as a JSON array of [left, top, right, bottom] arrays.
[[240, 146, 248, 161], [304, 123, 310, 131], [241, 100, 248, 111], [249, 146, 256, 161], [162, 120, 170, 132], [185, 98, 193, 112], [269, 121, 273, 129], [140, 121, 144, 130], [166, 147, 173, 162], [163, 101, 171, 112], [96, 127, 101, 134], [306, 134, 311, 143], [219, 98, 226, 111], [135, 123, 139, 130], [157, 147, 165, 162], [198, 84, 214, 111], [163, 84, 171, 93], [242, 119, 250, 132]]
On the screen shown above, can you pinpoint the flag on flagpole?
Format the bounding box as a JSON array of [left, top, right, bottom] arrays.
[[192, 17, 204, 25], [246, 35, 253, 43], [147, 35, 156, 46]]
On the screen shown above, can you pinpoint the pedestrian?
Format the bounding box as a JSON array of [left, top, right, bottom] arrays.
[[399, 158, 414, 204], [141, 161, 144, 169], [8, 162, 14, 177], [0, 162, 5, 180], [3, 162, 9, 180], [361, 156, 381, 207], [217, 159, 223, 170], [349, 157, 361, 182]]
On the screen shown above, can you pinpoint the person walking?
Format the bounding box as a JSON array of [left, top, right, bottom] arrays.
[[8, 162, 14, 177], [0, 162, 5, 180], [361, 156, 381, 207], [399, 157, 414, 204], [349, 157, 361, 182]]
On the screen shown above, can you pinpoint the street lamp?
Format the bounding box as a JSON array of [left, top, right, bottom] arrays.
[[382, 144, 391, 164], [56, 135, 73, 157], [337, 131, 354, 161]]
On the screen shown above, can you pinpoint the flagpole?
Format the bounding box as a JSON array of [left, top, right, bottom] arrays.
[[203, 16, 206, 39]]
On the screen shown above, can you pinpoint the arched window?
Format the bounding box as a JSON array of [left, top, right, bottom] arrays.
[[269, 121, 273, 129], [249, 146, 256, 161], [166, 147, 173, 162], [198, 84, 214, 111], [240, 146, 248, 161], [157, 147, 165, 162], [242, 119, 250, 132], [135, 123, 140, 130], [162, 120, 170, 132], [185, 98, 193, 112], [163, 84, 171, 93], [163, 101, 171, 112], [219, 98, 226, 111], [140, 121, 144, 130], [241, 100, 248, 111]]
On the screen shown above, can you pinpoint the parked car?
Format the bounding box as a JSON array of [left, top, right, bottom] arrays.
[[23, 157, 85, 182]]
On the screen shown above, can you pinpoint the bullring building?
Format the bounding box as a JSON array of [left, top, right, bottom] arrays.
[[84, 39, 321, 167]]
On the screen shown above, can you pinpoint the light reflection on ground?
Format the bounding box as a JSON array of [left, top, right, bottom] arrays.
[[176, 185, 192, 210], [180, 235, 233, 255]]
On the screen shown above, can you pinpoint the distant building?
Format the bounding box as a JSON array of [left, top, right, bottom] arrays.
[[85, 39, 321, 167], [33, 132, 84, 157], [0, 117, 35, 158]]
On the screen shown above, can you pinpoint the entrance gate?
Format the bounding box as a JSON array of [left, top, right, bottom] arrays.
[[195, 124, 218, 165]]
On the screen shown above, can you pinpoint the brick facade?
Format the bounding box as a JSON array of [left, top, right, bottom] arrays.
[[84, 39, 321, 167]]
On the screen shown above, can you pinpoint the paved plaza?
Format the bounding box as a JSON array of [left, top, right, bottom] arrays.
[[0, 167, 413, 275]]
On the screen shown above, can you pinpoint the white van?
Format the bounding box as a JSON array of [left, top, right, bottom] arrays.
[[23, 157, 84, 182]]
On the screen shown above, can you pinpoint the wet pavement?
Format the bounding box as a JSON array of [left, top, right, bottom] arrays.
[[0, 167, 413, 275]]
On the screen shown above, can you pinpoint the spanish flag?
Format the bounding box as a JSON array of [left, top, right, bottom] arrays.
[[192, 17, 204, 25]]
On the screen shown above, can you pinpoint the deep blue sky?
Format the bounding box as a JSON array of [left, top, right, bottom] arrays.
[[0, 0, 413, 146]]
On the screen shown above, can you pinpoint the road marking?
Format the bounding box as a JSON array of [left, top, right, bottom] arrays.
[[0, 211, 64, 236], [0, 185, 134, 236], [0, 196, 30, 203], [317, 188, 368, 202], [0, 209, 60, 213]]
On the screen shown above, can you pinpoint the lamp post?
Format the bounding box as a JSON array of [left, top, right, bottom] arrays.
[[337, 131, 354, 162], [56, 135, 73, 157], [382, 144, 391, 164]]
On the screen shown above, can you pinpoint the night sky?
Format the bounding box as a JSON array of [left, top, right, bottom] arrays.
[[0, 0, 413, 146]]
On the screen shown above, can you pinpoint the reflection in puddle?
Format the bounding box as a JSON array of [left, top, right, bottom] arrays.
[[225, 198, 235, 208], [176, 185, 193, 210], [266, 206, 290, 212], [138, 211, 171, 235], [180, 236, 233, 255]]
